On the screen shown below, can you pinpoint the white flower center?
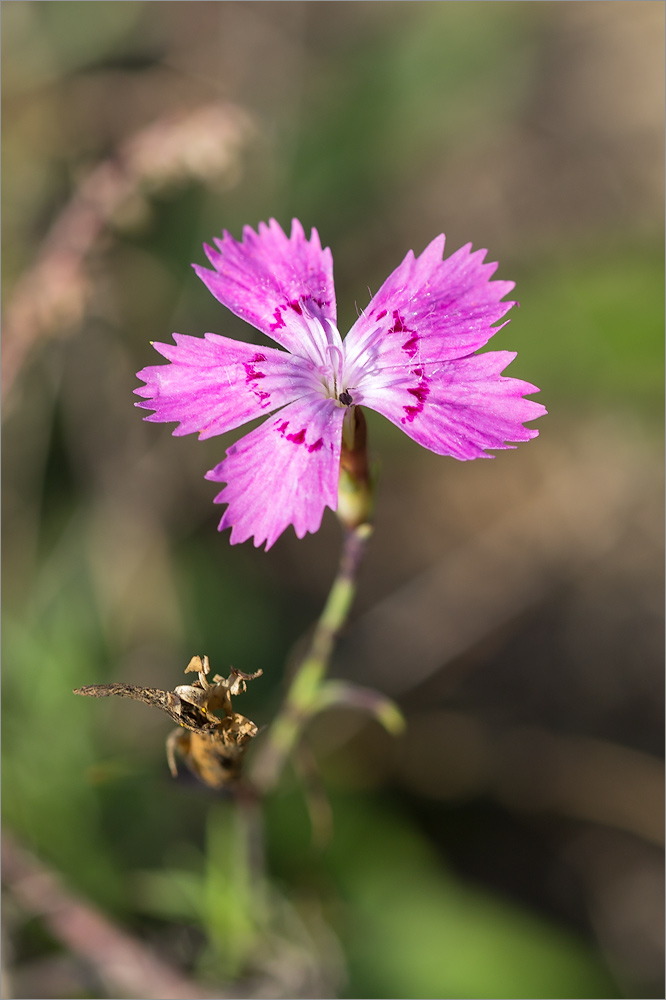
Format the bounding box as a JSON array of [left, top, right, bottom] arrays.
[[298, 315, 353, 403]]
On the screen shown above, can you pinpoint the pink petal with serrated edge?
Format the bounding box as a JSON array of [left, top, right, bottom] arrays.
[[361, 351, 547, 461], [134, 332, 318, 439], [206, 395, 344, 549], [192, 218, 338, 357], [343, 237, 516, 389]]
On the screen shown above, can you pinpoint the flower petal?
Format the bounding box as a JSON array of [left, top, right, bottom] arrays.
[[206, 395, 344, 549], [135, 333, 319, 439], [343, 236, 516, 387], [193, 218, 338, 357], [361, 351, 547, 460]]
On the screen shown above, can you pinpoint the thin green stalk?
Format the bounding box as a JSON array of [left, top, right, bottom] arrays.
[[250, 523, 372, 793]]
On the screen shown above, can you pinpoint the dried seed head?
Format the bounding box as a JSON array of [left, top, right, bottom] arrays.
[[75, 656, 263, 790]]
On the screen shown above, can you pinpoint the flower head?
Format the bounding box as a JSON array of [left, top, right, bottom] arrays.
[[135, 219, 546, 549]]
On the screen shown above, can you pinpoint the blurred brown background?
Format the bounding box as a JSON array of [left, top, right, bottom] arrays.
[[2, 3, 664, 998]]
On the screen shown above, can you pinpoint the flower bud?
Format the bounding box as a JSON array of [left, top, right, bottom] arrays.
[[337, 405, 373, 530]]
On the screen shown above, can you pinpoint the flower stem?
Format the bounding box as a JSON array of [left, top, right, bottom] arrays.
[[250, 522, 372, 793]]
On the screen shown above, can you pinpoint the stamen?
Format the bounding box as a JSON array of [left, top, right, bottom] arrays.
[[326, 343, 343, 382]]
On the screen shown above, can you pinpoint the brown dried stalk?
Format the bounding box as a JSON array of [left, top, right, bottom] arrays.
[[3, 101, 254, 404]]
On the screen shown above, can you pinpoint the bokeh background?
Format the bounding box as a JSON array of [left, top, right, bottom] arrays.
[[2, 3, 664, 998]]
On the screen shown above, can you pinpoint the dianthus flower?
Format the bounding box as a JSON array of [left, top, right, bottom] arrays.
[[136, 219, 546, 549]]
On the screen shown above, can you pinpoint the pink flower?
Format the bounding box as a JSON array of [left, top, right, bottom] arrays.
[[135, 219, 546, 549]]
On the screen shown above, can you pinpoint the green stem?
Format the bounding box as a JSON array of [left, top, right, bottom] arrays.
[[250, 523, 372, 793]]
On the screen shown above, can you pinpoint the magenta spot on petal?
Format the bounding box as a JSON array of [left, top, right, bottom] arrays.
[[401, 379, 430, 423], [376, 309, 387, 321], [388, 310, 407, 334], [292, 294, 328, 318], [287, 427, 306, 445], [276, 421, 289, 435], [244, 354, 271, 407], [386, 309, 419, 356], [244, 363, 265, 382], [308, 437, 323, 453], [269, 307, 285, 331], [412, 367, 423, 377], [408, 385, 429, 404]]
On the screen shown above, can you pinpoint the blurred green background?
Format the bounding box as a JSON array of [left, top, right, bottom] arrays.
[[2, 3, 663, 998]]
